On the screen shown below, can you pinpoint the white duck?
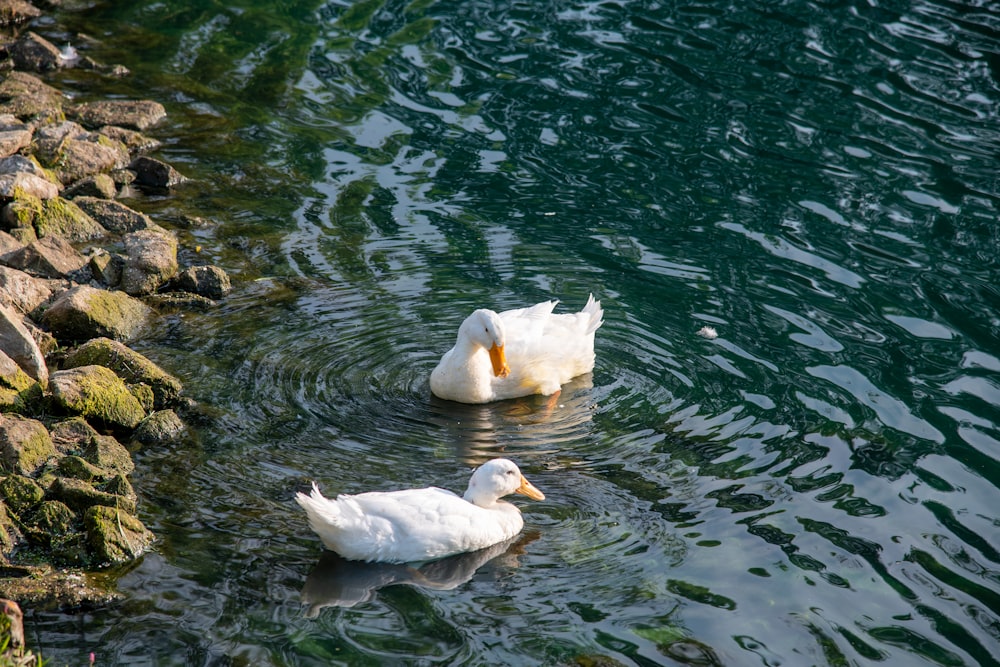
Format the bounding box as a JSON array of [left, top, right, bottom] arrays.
[[295, 458, 545, 563], [430, 294, 603, 404]]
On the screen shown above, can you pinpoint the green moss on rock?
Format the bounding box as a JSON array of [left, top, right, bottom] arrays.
[[0, 474, 44, 513], [0, 414, 55, 476], [82, 434, 134, 477], [64, 338, 182, 409], [35, 196, 106, 242], [128, 382, 155, 412], [0, 500, 22, 557], [47, 476, 136, 514], [84, 505, 153, 566], [48, 365, 146, 430], [57, 455, 104, 482]]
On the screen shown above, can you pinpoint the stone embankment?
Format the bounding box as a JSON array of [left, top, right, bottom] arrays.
[[0, 0, 231, 617]]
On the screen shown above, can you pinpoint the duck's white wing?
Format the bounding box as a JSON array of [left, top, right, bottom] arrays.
[[300, 486, 522, 563], [496, 295, 603, 397]]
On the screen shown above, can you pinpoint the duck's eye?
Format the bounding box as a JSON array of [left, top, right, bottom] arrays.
[[506, 470, 515, 476]]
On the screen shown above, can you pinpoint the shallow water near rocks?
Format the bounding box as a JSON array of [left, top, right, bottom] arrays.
[[25, 0, 1000, 665]]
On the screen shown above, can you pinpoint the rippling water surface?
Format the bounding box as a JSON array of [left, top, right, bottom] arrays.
[[33, 0, 1000, 664]]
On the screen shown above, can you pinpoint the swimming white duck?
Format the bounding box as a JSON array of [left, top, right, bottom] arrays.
[[430, 294, 603, 404], [295, 458, 545, 563]]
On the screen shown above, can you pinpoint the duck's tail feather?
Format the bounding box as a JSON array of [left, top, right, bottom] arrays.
[[581, 293, 604, 335]]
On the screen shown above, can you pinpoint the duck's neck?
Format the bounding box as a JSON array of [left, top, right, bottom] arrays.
[[463, 489, 505, 508]]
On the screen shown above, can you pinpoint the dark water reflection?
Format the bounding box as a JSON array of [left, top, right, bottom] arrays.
[[28, 0, 1000, 664]]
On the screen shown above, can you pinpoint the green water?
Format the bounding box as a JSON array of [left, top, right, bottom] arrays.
[[31, 0, 1000, 664]]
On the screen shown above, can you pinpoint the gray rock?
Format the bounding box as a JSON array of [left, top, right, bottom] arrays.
[[0, 266, 52, 314], [64, 337, 183, 409], [0, 414, 54, 476], [0, 0, 43, 26], [0, 304, 47, 383], [130, 156, 187, 188], [0, 71, 64, 119], [172, 265, 231, 300], [97, 125, 160, 154], [0, 172, 59, 200], [9, 32, 64, 73], [53, 139, 130, 186], [87, 248, 123, 287], [0, 128, 32, 158], [48, 365, 147, 430], [40, 284, 151, 342], [48, 416, 98, 456], [4, 234, 88, 278], [0, 154, 47, 178], [68, 100, 166, 132], [121, 228, 177, 295], [62, 174, 117, 199], [72, 196, 153, 234], [0, 230, 22, 257]]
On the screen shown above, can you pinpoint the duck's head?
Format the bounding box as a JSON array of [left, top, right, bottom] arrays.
[[460, 309, 510, 378], [464, 458, 545, 506]]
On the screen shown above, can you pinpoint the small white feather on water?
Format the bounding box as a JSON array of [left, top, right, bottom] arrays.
[[696, 326, 718, 339]]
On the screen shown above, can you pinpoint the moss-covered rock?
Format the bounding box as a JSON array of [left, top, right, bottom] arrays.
[[40, 284, 151, 343], [102, 474, 135, 506], [1, 192, 42, 230], [63, 337, 183, 409], [47, 477, 136, 514], [57, 455, 104, 482], [132, 409, 187, 447], [31, 500, 76, 534], [35, 196, 107, 242], [0, 349, 39, 412], [81, 434, 134, 477], [0, 413, 54, 475], [0, 500, 22, 558], [0, 474, 44, 513], [48, 416, 98, 456], [47, 365, 147, 430], [83, 505, 153, 566]]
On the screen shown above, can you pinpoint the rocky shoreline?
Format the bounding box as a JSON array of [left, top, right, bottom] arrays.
[[0, 0, 230, 629]]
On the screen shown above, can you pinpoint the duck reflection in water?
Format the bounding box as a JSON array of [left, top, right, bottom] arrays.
[[427, 374, 597, 465], [301, 531, 539, 615]]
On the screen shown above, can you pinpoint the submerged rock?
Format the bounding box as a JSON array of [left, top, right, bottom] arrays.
[[172, 265, 231, 300]]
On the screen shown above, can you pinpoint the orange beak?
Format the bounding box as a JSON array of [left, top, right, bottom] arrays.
[[488, 342, 511, 378], [516, 475, 545, 501]]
